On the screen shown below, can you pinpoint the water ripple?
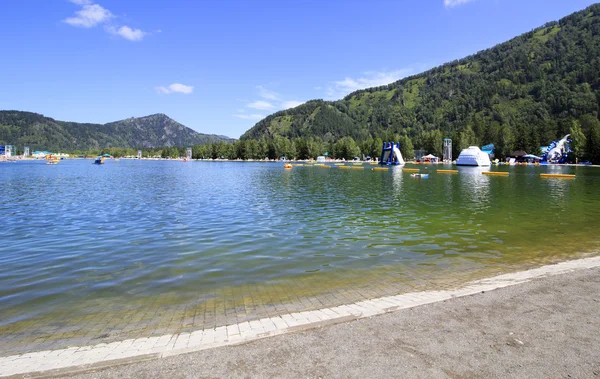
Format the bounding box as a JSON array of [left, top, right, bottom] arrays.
[[0, 160, 598, 326]]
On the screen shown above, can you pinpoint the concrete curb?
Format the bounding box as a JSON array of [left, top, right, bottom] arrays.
[[2, 255, 599, 378]]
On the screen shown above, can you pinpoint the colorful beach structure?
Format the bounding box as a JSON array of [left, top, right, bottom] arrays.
[[379, 142, 405, 165], [542, 135, 571, 163]]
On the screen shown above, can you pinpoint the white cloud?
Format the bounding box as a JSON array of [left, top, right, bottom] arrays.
[[106, 25, 145, 41], [256, 85, 280, 101], [64, 1, 148, 41], [444, 0, 476, 8], [335, 69, 413, 92], [233, 114, 264, 120], [247, 100, 275, 110], [155, 83, 194, 95], [281, 100, 304, 109], [69, 0, 93, 5], [63, 3, 113, 28], [236, 86, 304, 121], [326, 69, 414, 99]]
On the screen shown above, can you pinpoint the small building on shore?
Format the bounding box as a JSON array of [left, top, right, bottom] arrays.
[[32, 151, 53, 158]]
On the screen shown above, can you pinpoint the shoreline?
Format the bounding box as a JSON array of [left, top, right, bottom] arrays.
[[2, 254, 599, 378], [7, 157, 600, 167]]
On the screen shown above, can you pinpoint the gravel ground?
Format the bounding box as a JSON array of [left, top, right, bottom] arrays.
[[67, 267, 600, 379]]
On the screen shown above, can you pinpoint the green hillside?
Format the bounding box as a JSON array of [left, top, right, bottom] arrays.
[[0, 111, 233, 152], [241, 4, 600, 162]]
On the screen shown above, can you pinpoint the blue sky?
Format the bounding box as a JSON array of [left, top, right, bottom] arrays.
[[0, 0, 597, 138]]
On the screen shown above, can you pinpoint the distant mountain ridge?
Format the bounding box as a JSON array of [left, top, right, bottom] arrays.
[[0, 111, 234, 151]]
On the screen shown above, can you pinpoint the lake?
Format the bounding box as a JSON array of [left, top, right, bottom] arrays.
[[1, 159, 599, 354]]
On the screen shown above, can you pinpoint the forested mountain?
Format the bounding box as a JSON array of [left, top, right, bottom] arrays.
[[0, 111, 233, 151], [241, 4, 600, 161]]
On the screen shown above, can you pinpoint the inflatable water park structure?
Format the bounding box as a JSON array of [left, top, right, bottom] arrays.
[[0, 145, 13, 157], [0, 145, 18, 162], [452, 134, 572, 165], [379, 142, 405, 165], [542, 134, 571, 163], [456, 146, 492, 166]]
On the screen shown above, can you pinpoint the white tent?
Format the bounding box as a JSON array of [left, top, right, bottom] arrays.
[[421, 153, 438, 162]]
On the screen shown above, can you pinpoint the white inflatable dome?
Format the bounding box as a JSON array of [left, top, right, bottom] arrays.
[[456, 146, 491, 166]]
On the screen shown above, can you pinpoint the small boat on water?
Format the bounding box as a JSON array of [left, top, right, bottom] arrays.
[[46, 155, 60, 165], [410, 173, 429, 178], [93, 156, 105, 164]]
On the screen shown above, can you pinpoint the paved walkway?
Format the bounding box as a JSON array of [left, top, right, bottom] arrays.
[[2, 256, 600, 378]]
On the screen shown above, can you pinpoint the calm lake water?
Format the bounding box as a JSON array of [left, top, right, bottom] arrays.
[[1, 159, 599, 349]]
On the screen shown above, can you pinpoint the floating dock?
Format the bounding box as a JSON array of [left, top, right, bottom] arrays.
[[437, 169, 458, 174], [540, 173, 575, 179], [482, 171, 509, 176], [372, 167, 389, 171], [402, 168, 420, 172]]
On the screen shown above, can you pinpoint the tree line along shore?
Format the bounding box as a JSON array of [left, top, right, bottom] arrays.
[[54, 117, 599, 164]]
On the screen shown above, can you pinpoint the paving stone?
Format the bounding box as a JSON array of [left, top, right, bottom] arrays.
[[237, 321, 252, 333], [213, 326, 228, 343], [259, 318, 277, 332], [172, 333, 191, 350], [270, 316, 288, 330], [152, 334, 174, 349], [226, 324, 240, 338], [200, 329, 216, 345]]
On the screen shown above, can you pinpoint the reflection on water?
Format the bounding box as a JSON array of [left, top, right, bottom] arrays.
[[458, 167, 491, 213], [0, 160, 599, 349], [391, 165, 403, 196], [546, 175, 572, 204]]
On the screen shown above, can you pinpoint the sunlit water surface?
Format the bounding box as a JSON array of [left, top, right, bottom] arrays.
[[1, 160, 599, 351]]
